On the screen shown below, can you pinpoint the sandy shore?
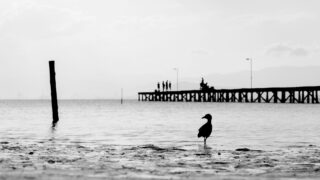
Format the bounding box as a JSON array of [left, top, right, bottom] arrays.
[[1, 141, 320, 179]]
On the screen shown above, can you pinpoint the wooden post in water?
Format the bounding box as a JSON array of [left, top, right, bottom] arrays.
[[49, 61, 59, 124], [121, 88, 123, 104]]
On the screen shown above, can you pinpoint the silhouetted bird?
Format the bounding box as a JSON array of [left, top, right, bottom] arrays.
[[198, 114, 212, 145]]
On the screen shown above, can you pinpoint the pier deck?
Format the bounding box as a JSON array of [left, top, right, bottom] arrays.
[[138, 86, 320, 103]]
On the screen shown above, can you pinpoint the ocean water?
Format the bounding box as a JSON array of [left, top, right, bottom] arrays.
[[1, 100, 320, 179], [1, 100, 319, 149]]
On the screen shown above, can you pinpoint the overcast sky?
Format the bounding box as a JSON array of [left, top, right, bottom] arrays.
[[1, 0, 320, 99]]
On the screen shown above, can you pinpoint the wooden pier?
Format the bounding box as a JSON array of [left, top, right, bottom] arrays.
[[138, 86, 320, 104]]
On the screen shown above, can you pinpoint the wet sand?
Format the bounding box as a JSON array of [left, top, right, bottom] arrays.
[[1, 141, 320, 180]]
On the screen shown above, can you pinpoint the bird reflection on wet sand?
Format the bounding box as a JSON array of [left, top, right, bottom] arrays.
[[198, 144, 213, 156]]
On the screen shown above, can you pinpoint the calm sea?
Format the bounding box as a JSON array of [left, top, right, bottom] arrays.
[[0, 100, 319, 150]]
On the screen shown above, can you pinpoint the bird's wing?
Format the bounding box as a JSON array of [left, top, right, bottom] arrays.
[[198, 124, 206, 137], [198, 124, 205, 132]]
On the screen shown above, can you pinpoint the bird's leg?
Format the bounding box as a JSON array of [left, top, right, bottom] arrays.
[[204, 137, 206, 146]]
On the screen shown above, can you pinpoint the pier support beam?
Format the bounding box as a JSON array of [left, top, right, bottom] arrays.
[[312, 91, 315, 104], [226, 92, 230, 102], [273, 91, 278, 103], [281, 91, 286, 103], [238, 91, 242, 102], [257, 91, 261, 103]]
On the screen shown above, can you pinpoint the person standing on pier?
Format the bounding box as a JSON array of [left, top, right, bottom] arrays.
[[157, 82, 160, 91], [165, 81, 168, 91], [162, 81, 165, 92], [169, 81, 171, 91]]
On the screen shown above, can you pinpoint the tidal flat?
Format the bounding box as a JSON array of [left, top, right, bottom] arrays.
[[1, 141, 320, 180]]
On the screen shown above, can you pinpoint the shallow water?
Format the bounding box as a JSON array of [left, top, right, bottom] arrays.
[[0, 100, 320, 179]]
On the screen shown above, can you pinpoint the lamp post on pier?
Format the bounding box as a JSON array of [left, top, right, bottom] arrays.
[[246, 58, 253, 89], [173, 68, 179, 91]]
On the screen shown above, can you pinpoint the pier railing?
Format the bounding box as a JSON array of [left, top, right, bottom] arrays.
[[138, 86, 320, 103]]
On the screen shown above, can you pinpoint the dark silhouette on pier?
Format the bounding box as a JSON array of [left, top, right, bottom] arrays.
[[162, 81, 165, 92], [198, 114, 213, 145], [139, 79, 320, 104], [200, 78, 215, 91], [165, 80, 168, 91], [157, 80, 173, 92]]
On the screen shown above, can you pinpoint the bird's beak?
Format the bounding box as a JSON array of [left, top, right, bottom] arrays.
[[202, 116, 206, 119]]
